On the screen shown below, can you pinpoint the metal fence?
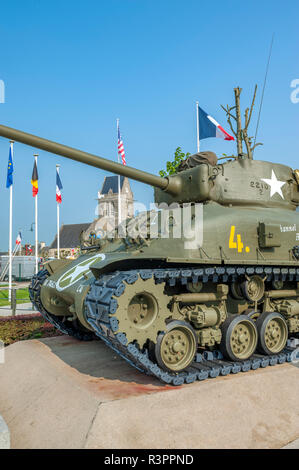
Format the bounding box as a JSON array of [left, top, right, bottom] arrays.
[[0, 285, 36, 317], [0, 256, 36, 282]]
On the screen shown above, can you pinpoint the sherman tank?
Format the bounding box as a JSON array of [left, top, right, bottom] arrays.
[[0, 123, 299, 385]]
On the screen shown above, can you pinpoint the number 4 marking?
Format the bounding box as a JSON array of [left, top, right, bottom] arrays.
[[229, 225, 237, 249], [229, 226, 250, 253], [237, 234, 244, 253]]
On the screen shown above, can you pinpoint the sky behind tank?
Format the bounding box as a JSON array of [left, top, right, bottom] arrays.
[[0, 0, 298, 250]]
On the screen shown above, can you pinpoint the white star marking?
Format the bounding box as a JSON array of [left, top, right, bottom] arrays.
[[56, 254, 105, 291], [63, 264, 90, 284], [261, 170, 286, 199]]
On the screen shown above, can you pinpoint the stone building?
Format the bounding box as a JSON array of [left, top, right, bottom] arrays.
[[85, 176, 134, 239], [48, 223, 90, 258], [97, 176, 134, 223]]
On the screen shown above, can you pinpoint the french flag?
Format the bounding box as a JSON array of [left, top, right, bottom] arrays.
[[56, 168, 63, 204], [16, 232, 22, 245], [198, 105, 234, 141]]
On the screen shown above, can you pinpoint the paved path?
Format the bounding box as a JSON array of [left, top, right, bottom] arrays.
[[0, 303, 37, 317], [0, 281, 36, 317], [1, 336, 299, 449]]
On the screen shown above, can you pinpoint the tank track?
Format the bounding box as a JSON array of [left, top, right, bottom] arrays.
[[29, 269, 95, 341], [84, 266, 299, 386]]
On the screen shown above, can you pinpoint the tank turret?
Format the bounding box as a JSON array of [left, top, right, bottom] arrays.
[[155, 155, 299, 210]]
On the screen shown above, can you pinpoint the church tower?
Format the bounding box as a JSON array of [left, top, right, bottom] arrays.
[[97, 175, 134, 224]]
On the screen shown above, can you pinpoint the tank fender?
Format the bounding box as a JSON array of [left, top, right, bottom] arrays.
[[90, 257, 168, 278], [45, 258, 73, 276]]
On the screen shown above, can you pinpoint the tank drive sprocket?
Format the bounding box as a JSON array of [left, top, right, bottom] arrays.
[[110, 275, 171, 348]]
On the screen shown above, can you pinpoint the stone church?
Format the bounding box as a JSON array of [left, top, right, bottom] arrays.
[[97, 175, 134, 224], [82, 175, 134, 241]]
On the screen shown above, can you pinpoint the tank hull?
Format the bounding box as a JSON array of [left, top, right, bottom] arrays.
[[37, 203, 299, 325], [28, 203, 299, 384]]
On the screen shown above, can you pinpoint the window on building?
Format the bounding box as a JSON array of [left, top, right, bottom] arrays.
[[107, 202, 114, 216]]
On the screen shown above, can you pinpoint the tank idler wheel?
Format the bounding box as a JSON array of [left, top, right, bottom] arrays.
[[256, 312, 288, 355], [155, 320, 197, 373], [220, 315, 258, 361]]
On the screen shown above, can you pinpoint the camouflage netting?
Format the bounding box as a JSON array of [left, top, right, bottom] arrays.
[[177, 151, 218, 172]]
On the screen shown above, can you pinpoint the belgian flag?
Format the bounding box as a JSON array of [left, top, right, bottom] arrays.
[[31, 159, 38, 197]]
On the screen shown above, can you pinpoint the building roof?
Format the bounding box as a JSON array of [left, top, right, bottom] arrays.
[[100, 176, 125, 195], [49, 223, 90, 249]]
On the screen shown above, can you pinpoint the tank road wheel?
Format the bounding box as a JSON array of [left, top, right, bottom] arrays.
[[112, 276, 170, 348], [154, 320, 197, 373], [220, 315, 258, 361], [256, 312, 288, 355]]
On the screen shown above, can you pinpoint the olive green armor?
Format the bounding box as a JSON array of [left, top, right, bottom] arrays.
[[0, 124, 298, 385]]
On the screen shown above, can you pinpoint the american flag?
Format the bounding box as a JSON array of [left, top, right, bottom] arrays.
[[117, 121, 126, 165]]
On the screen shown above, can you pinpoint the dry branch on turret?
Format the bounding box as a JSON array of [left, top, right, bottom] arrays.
[[221, 85, 262, 159]]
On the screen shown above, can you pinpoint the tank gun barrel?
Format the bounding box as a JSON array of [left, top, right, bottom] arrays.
[[0, 124, 180, 195]]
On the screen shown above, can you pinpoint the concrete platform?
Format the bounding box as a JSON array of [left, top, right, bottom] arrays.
[[0, 335, 299, 449]]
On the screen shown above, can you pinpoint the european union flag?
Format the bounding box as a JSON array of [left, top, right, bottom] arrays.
[[6, 143, 13, 188]]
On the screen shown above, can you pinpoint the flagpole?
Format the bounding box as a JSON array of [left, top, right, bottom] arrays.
[[117, 118, 121, 227], [196, 101, 200, 153], [34, 154, 39, 274], [56, 164, 60, 259], [8, 141, 14, 302]]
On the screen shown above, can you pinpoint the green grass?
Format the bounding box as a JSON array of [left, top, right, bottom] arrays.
[[0, 288, 30, 307]]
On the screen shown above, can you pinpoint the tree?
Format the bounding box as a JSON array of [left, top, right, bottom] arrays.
[[221, 86, 262, 159], [159, 147, 191, 177]]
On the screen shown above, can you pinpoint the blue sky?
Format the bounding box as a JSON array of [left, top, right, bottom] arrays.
[[0, 0, 298, 250]]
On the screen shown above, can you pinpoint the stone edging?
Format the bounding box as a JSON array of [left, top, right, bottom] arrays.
[[0, 415, 10, 449]]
